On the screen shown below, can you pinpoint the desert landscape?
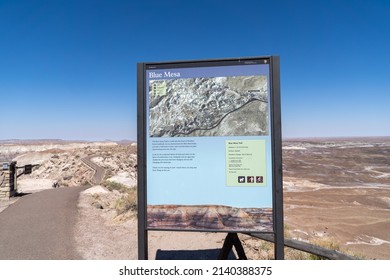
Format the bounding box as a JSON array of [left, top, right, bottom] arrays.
[[0, 137, 389, 259], [283, 137, 390, 259]]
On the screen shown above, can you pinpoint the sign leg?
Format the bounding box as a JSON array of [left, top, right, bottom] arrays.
[[218, 233, 247, 260]]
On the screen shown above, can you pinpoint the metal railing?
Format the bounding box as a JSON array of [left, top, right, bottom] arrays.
[[247, 233, 358, 260]]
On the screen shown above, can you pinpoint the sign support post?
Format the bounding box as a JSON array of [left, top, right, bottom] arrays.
[[137, 63, 148, 260], [270, 56, 284, 259]]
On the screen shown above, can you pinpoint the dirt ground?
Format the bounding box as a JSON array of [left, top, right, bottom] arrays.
[[284, 184, 390, 259], [74, 187, 229, 260], [74, 184, 390, 260]]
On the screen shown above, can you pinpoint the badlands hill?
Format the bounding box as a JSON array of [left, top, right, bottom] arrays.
[[0, 140, 137, 192]]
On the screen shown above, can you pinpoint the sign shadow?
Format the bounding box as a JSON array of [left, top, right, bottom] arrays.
[[155, 248, 237, 260]]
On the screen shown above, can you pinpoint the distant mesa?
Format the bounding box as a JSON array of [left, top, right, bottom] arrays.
[[195, 208, 225, 230], [147, 205, 273, 232]]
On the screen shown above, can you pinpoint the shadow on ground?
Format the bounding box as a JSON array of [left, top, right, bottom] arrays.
[[155, 248, 237, 260], [15, 192, 31, 197]]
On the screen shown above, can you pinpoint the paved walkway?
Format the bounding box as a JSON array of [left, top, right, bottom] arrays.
[[81, 156, 106, 184], [0, 186, 88, 259]]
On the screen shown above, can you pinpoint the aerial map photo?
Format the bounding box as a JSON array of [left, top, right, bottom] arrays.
[[149, 76, 269, 137]]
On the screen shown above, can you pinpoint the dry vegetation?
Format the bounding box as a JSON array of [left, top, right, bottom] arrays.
[[102, 180, 137, 216]]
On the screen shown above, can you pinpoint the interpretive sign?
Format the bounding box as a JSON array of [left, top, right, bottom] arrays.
[[137, 57, 283, 258], [24, 164, 32, 175]]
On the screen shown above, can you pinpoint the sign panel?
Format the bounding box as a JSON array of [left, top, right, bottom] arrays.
[[24, 164, 32, 175], [138, 57, 282, 234]]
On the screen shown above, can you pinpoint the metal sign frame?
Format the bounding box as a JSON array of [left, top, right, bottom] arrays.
[[137, 56, 283, 259]]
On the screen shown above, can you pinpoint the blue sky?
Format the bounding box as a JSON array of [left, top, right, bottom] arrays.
[[0, 0, 389, 141]]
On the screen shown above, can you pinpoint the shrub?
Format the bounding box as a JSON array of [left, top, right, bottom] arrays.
[[102, 180, 131, 194]]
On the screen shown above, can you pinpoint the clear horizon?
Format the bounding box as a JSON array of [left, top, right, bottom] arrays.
[[1, 0, 389, 141], [2, 135, 390, 143]]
